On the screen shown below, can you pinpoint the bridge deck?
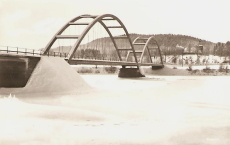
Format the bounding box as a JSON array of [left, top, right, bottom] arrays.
[[67, 59, 163, 66], [0, 53, 163, 67]]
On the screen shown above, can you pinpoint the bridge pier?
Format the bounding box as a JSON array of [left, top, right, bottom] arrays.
[[152, 65, 164, 70], [118, 66, 145, 78]]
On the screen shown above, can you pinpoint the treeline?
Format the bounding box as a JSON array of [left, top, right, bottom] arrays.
[[50, 34, 230, 59], [213, 41, 230, 57], [73, 49, 118, 61], [133, 34, 216, 56], [79, 33, 219, 56]]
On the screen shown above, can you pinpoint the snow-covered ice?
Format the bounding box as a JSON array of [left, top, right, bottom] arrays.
[[1, 57, 230, 145]]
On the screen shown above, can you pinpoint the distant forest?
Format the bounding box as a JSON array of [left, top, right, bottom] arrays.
[[51, 34, 230, 59], [129, 34, 230, 57]]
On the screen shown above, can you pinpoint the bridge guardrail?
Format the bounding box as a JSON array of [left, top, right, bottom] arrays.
[[0, 45, 42, 56], [0, 45, 121, 61], [0, 45, 68, 58]]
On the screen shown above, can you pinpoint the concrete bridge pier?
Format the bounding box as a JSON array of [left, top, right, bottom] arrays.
[[152, 65, 164, 70], [118, 66, 145, 78]]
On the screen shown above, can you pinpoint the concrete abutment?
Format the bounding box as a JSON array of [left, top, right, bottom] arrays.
[[0, 55, 40, 88]]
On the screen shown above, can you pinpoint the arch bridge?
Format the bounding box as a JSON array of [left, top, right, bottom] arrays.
[[42, 14, 164, 77]]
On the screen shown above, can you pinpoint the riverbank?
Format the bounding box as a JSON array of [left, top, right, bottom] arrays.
[[71, 63, 230, 76]]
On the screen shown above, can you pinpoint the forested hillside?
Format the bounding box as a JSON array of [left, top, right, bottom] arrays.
[[50, 34, 230, 59]]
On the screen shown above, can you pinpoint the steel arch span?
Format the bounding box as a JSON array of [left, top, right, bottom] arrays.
[[42, 14, 140, 69], [126, 36, 164, 67]]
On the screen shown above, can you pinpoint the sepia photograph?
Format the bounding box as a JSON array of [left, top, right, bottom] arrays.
[[0, 0, 230, 144]]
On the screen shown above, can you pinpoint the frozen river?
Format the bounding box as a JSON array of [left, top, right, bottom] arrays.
[[1, 74, 230, 145]]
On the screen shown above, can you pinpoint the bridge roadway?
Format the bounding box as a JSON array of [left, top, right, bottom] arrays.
[[0, 53, 163, 67], [67, 58, 163, 67], [0, 53, 164, 87]]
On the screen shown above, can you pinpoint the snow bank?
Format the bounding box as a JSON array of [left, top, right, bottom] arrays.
[[0, 56, 91, 96]]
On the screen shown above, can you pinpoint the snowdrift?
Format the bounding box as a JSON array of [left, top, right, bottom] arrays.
[[0, 56, 91, 96]]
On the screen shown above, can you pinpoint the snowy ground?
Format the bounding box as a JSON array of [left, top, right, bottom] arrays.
[[1, 74, 230, 145], [1, 57, 230, 145]]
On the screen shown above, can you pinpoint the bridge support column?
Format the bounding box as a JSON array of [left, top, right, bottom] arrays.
[[118, 68, 145, 78], [152, 65, 164, 70]]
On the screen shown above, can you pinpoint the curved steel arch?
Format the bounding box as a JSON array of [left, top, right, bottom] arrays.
[[43, 15, 85, 55], [140, 36, 163, 65], [127, 36, 164, 66], [43, 14, 140, 69], [150, 38, 164, 66]]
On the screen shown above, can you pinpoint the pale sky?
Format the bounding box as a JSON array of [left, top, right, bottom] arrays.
[[0, 0, 230, 49]]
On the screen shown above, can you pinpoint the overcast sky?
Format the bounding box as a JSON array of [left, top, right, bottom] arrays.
[[0, 0, 230, 49]]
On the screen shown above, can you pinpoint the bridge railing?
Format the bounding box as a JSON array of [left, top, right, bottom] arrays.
[[43, 51, 68, 58], [0, 45, 42, 56], [0, 45, 121, 61], [0, 45, 69, 58]]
